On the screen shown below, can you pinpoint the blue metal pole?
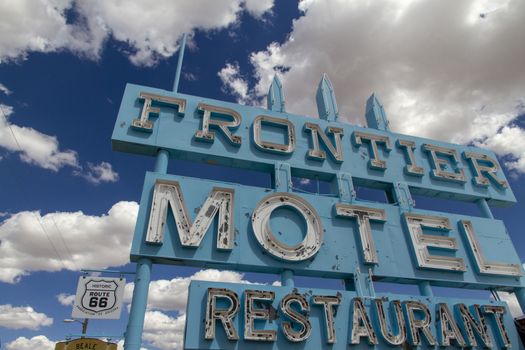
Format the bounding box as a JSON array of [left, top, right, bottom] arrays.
[[124, 258, 152, 350], [124, 150, 169, 350], [418, 281, 433, 297], [281, 270, 294, 287], [154, 149, 169, 173], [172, 33, 187, 93], [477, 198, 494, 219]]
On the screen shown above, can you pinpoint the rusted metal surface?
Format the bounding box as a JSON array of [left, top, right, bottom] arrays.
[[145, 179, 234, 250], [253, 115, 296, 154], [456, 303, 493, 348], [482, 305, 512, 348], [403, 212, 466, 272], [304, 123, 344, 162], [436, 303, 466, 347], [460, 219, 522, 276], [404, 300, 437, 346], [132, 172, 525, 289], [114, 70, 524, 350], [464, 151, 508, 188], [280, 292, 312, 342], [374, 299, 406, 345], [252, 192, 323, 262], [352, 131, 392, 170], [349, 297, 378, 345], [312, 294, 341, 344], [335, 204, 386, 264], [422, 143, 466, 183], [194, 103, 242, 146], [397, 139, 424, 176], [244, 290, 277, 341], [204, 288, 240, 340], [131, 92, 185, 132], [186, 278, 522, 349]]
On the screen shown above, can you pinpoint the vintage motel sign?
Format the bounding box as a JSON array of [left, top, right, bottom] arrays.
[[112, 75, 525, 349], [72, 276, 126, 319]]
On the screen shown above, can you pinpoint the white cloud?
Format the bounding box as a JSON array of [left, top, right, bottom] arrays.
[[116, 340, 147, 350], [124, 269, 250, 312], [0, 201, 138, 283], [0, 103, 13, 117], [299, 178, 312, 185], [0, 104, 79, 171], [74, 161, 120, 184], [56, 293, 75, 306], [0, 104, 119, 181], [0, 82, 11, 95], [0, 0, 275, 67], [218, 63, 251, 104], [0, 304, 53, 330], [476, 125, 525, 173], [6, 336, 56, 350], [244, 0, 274, 17], [142, 311, 186, 350], [0, 0, 81, 63], [247, 0, 525, 173]]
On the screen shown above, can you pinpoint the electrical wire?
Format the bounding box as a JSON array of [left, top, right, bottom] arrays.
[[0, 104, 78, 271]]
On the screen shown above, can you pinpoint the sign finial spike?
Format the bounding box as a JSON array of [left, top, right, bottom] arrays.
[[172, 33, 187, 93], [266, 75, 285, 112], [316, 73, 339, 121], [365, 93, 390, 131]]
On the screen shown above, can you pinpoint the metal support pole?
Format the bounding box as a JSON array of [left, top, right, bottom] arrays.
[[281, 270, 294, 287], [418, 281, 433, 297], [81, 319, 88, 337], [173, 33, 187, 93], [124, 258, 152, 350], [154, 149, 169, 174], [477, 198, 494, 219], [125, 149, 168, 350]]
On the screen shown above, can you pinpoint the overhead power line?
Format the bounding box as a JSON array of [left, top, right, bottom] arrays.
[[0, 104, 78, 271]]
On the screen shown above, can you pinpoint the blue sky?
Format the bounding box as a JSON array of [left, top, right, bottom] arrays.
[[0, 0, 525, 349]]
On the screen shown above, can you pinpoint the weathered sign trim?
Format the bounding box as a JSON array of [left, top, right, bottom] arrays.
[[112, 84, 515, 206], [184, 280, 521, 349], [131, 171, 524, 289]]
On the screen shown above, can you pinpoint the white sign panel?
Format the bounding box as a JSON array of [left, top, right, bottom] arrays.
[[72, 276, 126, 319]]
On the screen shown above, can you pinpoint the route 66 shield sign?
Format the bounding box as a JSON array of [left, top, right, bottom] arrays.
[[72, 276, 125, 319]]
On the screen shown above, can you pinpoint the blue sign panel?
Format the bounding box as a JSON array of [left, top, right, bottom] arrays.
[[112, 84, 515, 206], [184, 280, 524, 349], [132, 171, 524, 289]]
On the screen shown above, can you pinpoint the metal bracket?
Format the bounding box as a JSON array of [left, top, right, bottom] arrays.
[[392, 181, 415, 211], [352, 266, 376, 298], [336, 172, 356, 203], [274, 162, 292, 192]]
